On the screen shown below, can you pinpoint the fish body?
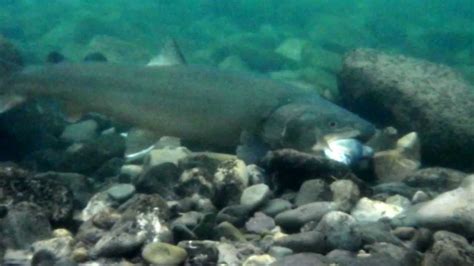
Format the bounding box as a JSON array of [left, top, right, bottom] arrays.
[[2, 62, 375, 152]]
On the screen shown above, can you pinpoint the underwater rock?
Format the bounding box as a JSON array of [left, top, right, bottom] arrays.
[[295, 179, 331, 207], [316, 211, 362, 252], [275, 38, 308, 62], [274, 231, 326, 253], [271, 252, 329, 266], [373, 132, 421, 182], [245, 212, 276, 234], [422, 231, 474, 266], [80, 191, 116, 222], [261, 149, 362, 192], [0, 99, 66, 163], [275, 201, 340, 232], [106, 183, 135, 203], [260, 198, 292, 217], [240, 183, 271, 210], [339, 48, 474, 170], [176, 168, 215, 199], [178, 240, 219, 265], [142, 242, 188, 266], [392, 174, 474, 237], [214, 158, 249, 208], [60, 119, 98, 143], [351, 197, 404, 223], [0, 166, 74, 222], [215, 221, 246, 242], [0, 202, 52, 249], [218, 55, 250, 72], [34, 171, 92, 208], [58, 132, 125, 174], [243, 254, 276, 266], [31, 234, 74, 263], [354, 220, 404, 246], [403, 167, 467, 194], [365, 242, 422, 266], [330, 179, 360, 212]]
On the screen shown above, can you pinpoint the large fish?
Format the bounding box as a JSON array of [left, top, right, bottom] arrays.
[[0, 41, 375, 158]]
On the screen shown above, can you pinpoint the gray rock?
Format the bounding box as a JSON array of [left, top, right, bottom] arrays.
[[217, 204, 252, 227], [214, 158, 249, 208], [60, 119, 98, 142], [142, 242, 188, 266], [176, 168, 215, 199], [372, 182, 418, 199], [145, 146, 191, 167], [31, 235, 74, 262], [295, 179, 331, 207], [271, 253, 329, 266], [275, 202, 339, 231], [351, 197, 403, 223], [81, 191, 116, 222], [354, 221, 404, 246], [240, 183, 271, 209], [339, 48, 474, 169], [178, 240, 219, 265], [411, 190, 430, 204], [243, 254, 276, 266], [135, 162, 180, 199], [385, 195, 412, 209], [260, 199, 292, 217], [366, 242, 422, 266], [422, 231, 474, 266], [315, 211, 361, 252], [268, 246, 293, 258], [35, 171, 92, 208], [403, 167, 467, 193], [0, 202, 52, 249], [245, 212, 275, 234], [330, 179, 360, 212], [217, 242, 241, 266], [373, 137, 421, 183], [215, 221, 246, 242], [392, 175, 474, 237], [274, 231, 326, 253], [106, 184, 135, 202]]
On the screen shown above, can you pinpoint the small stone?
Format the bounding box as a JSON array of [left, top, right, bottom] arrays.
[[142, 242, 188, 266], [215, 221, 246, 242], [260, 199, 292, 217], [295, 179, 331, 206], [52, 228, 72, 238], [245, 212, 276, 234], [330, 179, 360, 211], [60, 119, 98, 142], [274, 230, 325, 253], [106, 184, 136, 202], [411, 190, 430, 204], [240, 183, 271, 209], [268, 246, 293, 258], [275, 38, 307, 62], [316, 211, 361, 252], [71, 247, 88, 263], [385, 194, 411, 209], [243, 254, 276, 266], [214, 158, 249, 207], [145, 146, 191, 167], [120, 164, 143, 182], [392, 227, 416, 240], [275, 202, 340, 231], [178, 240, 219, 265], [351, 197, 403, 223], [423, 231, 474, 266]]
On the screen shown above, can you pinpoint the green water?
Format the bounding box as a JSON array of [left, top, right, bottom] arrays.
[[1, 0, 473, 88]]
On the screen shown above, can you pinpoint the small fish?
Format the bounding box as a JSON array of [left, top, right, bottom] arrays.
[[0, 39, 375, 159], [324, 138, 374, 165]]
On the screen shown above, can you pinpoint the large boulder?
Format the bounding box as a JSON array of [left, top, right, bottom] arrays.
[[339, 48, 474, 169]]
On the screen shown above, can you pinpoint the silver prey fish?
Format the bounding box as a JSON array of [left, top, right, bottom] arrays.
[[0, 42, 375, 157]]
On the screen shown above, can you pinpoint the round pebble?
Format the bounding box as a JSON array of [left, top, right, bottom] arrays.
[[106, 184, 136, 202], [142, 242, 188, 266]]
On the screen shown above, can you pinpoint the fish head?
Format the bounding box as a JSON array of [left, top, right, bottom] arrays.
[[262, 99, 375, 152]]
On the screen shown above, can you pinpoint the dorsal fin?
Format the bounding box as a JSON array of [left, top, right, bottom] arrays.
[[147, 38, 186, 67]]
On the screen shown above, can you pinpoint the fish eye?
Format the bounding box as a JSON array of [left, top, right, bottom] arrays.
[[328, 121, 337, 128]]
